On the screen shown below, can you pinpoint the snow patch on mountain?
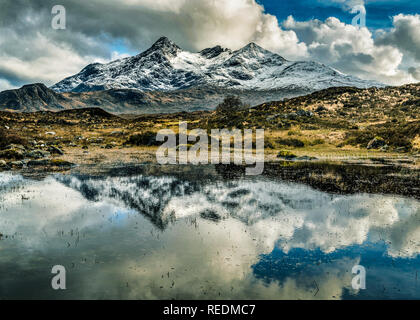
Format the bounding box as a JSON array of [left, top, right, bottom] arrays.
[[51, 37, 383, 93]]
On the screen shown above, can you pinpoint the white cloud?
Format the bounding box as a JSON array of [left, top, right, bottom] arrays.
[[0, 0, 308, 89], [0, 32, 96, 87], [134, 0, 308, 59], [1, 172, 419, 298], [376, 14, 420, 62], [0, 79, 15, 91], [283, 15, 418, 85], [0, 173, 359, 299], [324, 0, 366, 12], [0, 0, 418, 89]]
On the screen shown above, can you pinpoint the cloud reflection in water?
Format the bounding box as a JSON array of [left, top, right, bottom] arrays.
[[0, 171, 419, 299]]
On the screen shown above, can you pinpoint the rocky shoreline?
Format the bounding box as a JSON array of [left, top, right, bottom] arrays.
[[0, 142, 75, 171]]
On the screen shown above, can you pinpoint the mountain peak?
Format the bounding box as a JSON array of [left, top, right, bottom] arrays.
[[245, 42, 258, 48], [240, 42, 264, 52], [149, 36, 181, 54], [200, 45, 230, 59], [233, 42, 274, 59]]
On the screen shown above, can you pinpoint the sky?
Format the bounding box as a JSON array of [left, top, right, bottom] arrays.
[[0, 0, 419, 91], [258, 0, 419, 29]]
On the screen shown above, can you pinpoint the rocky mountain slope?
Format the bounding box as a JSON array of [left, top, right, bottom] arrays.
[[0, 83, 313, 113], [0, 83, 70, 112], [52, 37, 381, 93]]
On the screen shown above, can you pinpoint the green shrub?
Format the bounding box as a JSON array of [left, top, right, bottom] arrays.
[[309, 138, 325, 146], [216, 96, 246, 113], [277, 150, 297, 159], [276, 138, 305, 148], [344, 121, 419, 151], [126, 131, 161, 146], [287, 129, 302, 136]]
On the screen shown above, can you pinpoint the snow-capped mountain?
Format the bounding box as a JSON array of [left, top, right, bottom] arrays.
[[52, 37, 382, 93]]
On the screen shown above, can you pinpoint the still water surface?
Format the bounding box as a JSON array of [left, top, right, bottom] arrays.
[[0, 166, 419, 299]]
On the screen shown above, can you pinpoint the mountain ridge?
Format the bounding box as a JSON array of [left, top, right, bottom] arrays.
[[51, 36, 382, 93], [0, 84, 315, 113], [0, 37, 387, 113]]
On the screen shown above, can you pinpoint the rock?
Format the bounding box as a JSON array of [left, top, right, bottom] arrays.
[[45, 131, 56, 135], [105, 144, 113, 149], [27, 159, 50, 166], [0, 159, 7, 167], [277, 150, 297, 160], [266, 114, 281, 121], [4, 144, 26, 151], [395, 147, 407, 153], [9, 161, 24, 168], [48, 146, 64, 155], [315, 106, 327, 113], [380, 144, 389, 152], [367, 137, 386, 150], [296, 109, 314, 117], [49, 159, 75, 167], [0, 148, 25, 160], [27, 159, 74, 167], [282, 112, 298, 120], [26, 149, 51, 159], [296, 156, 318, 161], [200, 209, 221, 222]]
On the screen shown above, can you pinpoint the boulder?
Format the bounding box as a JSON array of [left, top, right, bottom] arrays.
[[9, 161, 24, 168], [27, 159, 74, 167], [26, 149, 51, 159], [296, 156, 318, 161], [4, 144, 25, 151], [380, 144, 389, 152], [367, 137, 386, 150], [315, 106, 327, 113], [0, 148, 25, 160], [266, 114, 281, 121], [48, 146, 64, 155], [27, 159, 50, 166], [277, 150, 297, 160], [200, 209, 222, 222], [49, 159, 75, 167], [296, 109, 314, 117]]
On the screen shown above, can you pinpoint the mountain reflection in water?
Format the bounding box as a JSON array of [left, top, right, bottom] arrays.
[[0, 166, 419, 299]]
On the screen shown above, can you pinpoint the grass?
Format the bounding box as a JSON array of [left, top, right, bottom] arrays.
[[276, 138, 305, 148], [1, 82, 419, 167], [126, 131, 162, 146], [0, 128, 27, 149]]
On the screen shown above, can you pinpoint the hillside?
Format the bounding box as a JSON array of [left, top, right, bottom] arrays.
[[0, 83, 418, 159]]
